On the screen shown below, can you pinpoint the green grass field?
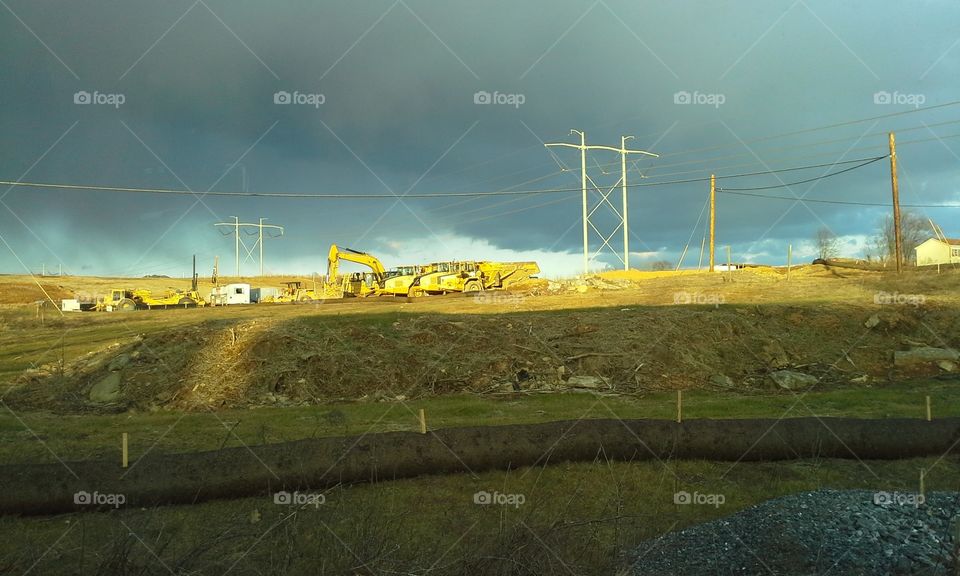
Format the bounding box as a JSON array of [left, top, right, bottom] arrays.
[[1, 379, 954, 466]]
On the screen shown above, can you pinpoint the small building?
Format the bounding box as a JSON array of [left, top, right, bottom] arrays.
[[915, 238, 960, 266], [250, 287, 281, 303], [60, 299, 81, 312], [209, 283, 250, 306]]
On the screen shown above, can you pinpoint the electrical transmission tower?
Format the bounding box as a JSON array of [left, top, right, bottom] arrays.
[[214, 217, 285, 277], [546, 130, 658, 274]]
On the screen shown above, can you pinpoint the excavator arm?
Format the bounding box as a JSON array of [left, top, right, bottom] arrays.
[[327, 244, 387, 286]]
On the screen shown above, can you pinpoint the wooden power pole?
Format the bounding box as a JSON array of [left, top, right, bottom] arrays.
[[709, 174, 716, 272], [889, 132, 903, 273]]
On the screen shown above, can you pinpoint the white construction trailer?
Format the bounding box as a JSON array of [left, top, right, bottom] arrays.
[[209, 283, 251, 306]]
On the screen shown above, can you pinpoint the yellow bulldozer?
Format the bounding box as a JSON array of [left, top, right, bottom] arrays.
[[96, 288, 205, 311], [264, 281, 323, 303]]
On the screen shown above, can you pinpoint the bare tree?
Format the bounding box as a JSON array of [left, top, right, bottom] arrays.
[[815, 227, 841, 260], [872, 211, 928, 264], [650, 260, 672, 271]]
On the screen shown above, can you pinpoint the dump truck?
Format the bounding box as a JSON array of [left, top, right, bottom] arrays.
[[95, 288, 205, 311], [410, 261, 540, 296], [380, 264, 428, 296]]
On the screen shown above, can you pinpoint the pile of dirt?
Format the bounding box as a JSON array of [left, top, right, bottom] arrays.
[[627, 489, 960, 575], [5, 301, 959, 413]]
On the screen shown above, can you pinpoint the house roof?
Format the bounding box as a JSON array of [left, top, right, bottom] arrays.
[[916, 237, 960, 250]]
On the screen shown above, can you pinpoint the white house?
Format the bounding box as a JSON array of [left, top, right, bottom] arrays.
[[915, 238, 960, 266], [209, 283, 251, 306]]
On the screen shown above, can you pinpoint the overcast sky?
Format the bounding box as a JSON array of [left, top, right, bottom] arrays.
[[1, 0, 958, 278]]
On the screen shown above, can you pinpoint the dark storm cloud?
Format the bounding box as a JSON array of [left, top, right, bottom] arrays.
[[1, 0, 958, 275]]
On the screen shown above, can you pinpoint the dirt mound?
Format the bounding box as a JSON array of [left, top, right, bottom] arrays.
[[5, 301, 958, 414]]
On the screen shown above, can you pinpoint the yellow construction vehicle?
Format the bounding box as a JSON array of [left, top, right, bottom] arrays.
[[411, 261, 540, 295], [96, 288, 205, 311], [380, 264, 428, 296], [326, 244, 387, 297], [265, 281, 322, 303]]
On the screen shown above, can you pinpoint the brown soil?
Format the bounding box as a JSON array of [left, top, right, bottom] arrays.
[[6, 298, 958, 414]]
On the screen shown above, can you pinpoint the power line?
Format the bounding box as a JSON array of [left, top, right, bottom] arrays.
[[0, 155, 891, 200], [716, 156, 889, 191], [717, 190, 960, 208]]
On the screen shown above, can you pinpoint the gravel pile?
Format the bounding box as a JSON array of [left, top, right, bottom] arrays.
[[628, 489, 959, 575]]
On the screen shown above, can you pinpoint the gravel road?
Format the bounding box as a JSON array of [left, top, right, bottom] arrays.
[[627, 489, 959, 575]]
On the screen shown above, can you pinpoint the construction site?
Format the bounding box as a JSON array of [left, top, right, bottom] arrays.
[[3, 2, 960, 575]]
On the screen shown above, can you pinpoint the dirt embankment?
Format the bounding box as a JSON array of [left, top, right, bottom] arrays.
[[2, 417, 959, 516], [6, 301, 959, 413]]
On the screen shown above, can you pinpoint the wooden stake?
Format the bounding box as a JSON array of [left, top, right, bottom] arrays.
[[122, 432, 128, 468], [920, 468, 926, 499], [926, 395, 932, 422], [676, 390, 683, 424], [418, 409, 427, 434]]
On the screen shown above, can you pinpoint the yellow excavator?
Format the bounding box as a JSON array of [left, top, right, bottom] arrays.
[[326, 244, 387, 297]]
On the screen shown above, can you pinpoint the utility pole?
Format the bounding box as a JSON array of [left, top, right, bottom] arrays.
[[889, 132, 903, 273], [259, 218, 265, 276], [709, 174, 716, 272], [214, 217, 284, 278], [545, 130, 657, 275], [233, 216, 240, 277], [621, 135, 632, 270]]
